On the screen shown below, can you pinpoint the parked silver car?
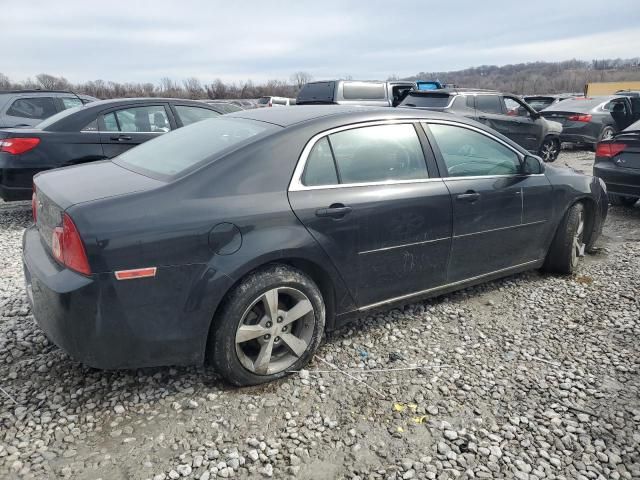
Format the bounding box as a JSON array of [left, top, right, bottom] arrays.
[[0, 90, 97, 128]]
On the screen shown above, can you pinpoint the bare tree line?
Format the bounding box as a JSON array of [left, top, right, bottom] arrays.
[[0, 71, 315, 100], [405, 58, 640, 94], [1, 59, 640, 99]]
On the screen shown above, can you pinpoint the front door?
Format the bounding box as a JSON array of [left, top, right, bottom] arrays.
[[474, 94, 513, 140], [504, 96, 544, 151], [288, 122, 453, 307], [424, 121, 528, 282], [99, 104, 173, 158]]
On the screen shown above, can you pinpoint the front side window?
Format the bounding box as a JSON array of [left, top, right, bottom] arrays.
[[504, 98, 531, 117], [475, 95, 504, 115], [104, 105, 171, 133], [342, 82, 386, 100], [428, 123, 520, 177], [6, 97, 57, 119], [61, 97, 83, 110], [317, 124, 428, 184], [175, 105, 220, 126]]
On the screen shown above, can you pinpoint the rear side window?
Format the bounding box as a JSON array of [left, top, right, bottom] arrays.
[[428, 123, 520, 177], [342, 82, 386, 100], [297, 82, 335, 103], [104, 105, 171, 132], [6, 97, 57, 119], [61, 97, 83, 109], [475, 95, 504, 114], [302, 137, 338, 186], [175, 105, 220, 126], [114, 118, 275, 179], [400, 93, 451, 108], [308, 124, 429, 185]]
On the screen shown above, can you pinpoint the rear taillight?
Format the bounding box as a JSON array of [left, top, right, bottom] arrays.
[[0, 137, 40, 154], [51, 213, 91, 275], [567, 114, 592, 122], [31, 185, 37, 223], [595, 142, 626, 158]]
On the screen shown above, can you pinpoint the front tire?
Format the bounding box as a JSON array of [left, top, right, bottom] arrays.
[[209, 264, 325, 386], [539, 137, 560, 162], [543, 203, 586, 274]]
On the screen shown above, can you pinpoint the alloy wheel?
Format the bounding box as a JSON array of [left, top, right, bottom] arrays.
[[235, 287, 315, 375], [540, 139, 558, 162], [571, 210, 585, 268], [602, 128, 615, 141]]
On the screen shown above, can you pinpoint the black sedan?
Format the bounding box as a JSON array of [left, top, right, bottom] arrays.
[[24, 106, 608, 385], [0, 98, 226, 201], [540, 95, 639, 147], [594, 119, 640, 207]]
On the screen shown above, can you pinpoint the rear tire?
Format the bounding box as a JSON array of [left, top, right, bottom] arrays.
[[209, 264, 325, 386], [609, 194, 638, 207], [543, 203, 586, 274], [598, 126, 616, 142]]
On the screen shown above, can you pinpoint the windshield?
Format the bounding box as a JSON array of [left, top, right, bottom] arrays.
[[623, 119, 640, 133], [257, 97, 270, 104], [543, 97, 609, 112], [400, 93, 451, 108], [114, 117, 277, 180], [36, 106, 84, 130]]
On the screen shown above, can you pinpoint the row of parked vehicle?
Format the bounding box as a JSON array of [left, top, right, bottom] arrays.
[[1, 82, 639, 208]]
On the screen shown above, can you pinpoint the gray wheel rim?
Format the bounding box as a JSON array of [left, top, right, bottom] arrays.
[[540, 140, 558, 162], [235, 287, 315, 375], [602, 129, 614, 141], [571, 210, 585, 268]]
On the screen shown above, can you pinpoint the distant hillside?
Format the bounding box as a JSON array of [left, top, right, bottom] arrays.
[[403, 58, 640, 94]]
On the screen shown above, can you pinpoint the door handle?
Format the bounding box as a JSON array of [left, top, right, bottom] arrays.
[[110, 135, 132, 141], [456, 191, 481, 202], [315, 204, 352, 218]]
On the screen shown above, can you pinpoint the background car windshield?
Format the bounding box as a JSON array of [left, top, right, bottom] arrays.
[[114, 117, 275, 179], [543, 98, 604, 111], [257, 97, 270, 104], [36, 106, 84, 129]]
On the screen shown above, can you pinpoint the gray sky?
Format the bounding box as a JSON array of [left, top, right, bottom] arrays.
[[4, 0, 640, 84]]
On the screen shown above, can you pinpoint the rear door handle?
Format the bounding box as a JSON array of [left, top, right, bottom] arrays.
[[110, 135, 132, 141], [316, 204, 352, 218], [456, 192, 481, 202]]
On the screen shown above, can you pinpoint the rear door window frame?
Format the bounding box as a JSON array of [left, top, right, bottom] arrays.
[[289, 120, 440, 191], [97, 103, 176, 132]]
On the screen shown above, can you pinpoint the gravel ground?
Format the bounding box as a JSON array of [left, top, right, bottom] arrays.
[[1, 150, 639, 480]]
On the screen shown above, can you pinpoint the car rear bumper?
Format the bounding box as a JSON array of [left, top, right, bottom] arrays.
[[593, 163, 640, 197], [23, 225, 233, 369], [1, 167, 41, 201]]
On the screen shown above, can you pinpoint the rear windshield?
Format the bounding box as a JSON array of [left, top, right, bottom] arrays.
[[296, 82, 335, 103], [623, 119, 640, 133], [114, 117, 276, 180], [543, 97, 607, 112], [257, 97, 270, 104], [400, 93, 451, 108]]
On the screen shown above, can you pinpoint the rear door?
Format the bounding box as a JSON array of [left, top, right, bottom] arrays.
[[288, 121, 452, 308], [474, 94, 513, 139], [503, 96, 544, 151], [99, 103, 174, 158], [424, 121, 532, 282]]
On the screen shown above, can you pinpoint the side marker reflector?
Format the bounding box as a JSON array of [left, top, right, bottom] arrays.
[[115, 267, 157, 280]]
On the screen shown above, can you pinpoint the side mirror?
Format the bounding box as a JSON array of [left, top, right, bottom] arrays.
[[523, 154, 545, 173]]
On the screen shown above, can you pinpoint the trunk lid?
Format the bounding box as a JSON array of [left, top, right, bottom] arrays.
[[34, 161, 164, 253], [613, 133, 640, 169]]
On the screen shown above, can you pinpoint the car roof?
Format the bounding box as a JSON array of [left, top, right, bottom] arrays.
[[84, 97, 208, 108], [226, 104, 476, 128]]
